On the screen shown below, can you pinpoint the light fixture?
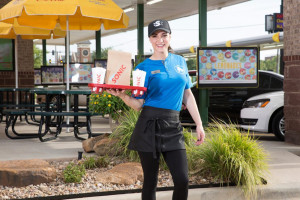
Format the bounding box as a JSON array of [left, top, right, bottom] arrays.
[[146, 0, 163, 5], [124, 7, 134, 13]]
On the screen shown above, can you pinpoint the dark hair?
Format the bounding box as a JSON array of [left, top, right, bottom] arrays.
[[168, 46, 174, 53]]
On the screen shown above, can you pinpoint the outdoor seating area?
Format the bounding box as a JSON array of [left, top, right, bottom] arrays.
[[0, 87, 102, 142]]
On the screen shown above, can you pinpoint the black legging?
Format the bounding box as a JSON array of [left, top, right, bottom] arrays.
[[138, 150, 189, 200]]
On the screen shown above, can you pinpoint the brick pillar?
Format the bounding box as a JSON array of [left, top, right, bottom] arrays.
[[283, 0, 300, 144]]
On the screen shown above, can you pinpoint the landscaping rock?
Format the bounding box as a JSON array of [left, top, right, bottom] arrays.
[[93, 137, 120, 156], [82, 133, 110, 153], [0, 159, 57, 187], [96, 162, 143, 185]]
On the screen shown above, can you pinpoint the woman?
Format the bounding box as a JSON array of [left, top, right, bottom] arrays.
[[107, 19, 205, 200]]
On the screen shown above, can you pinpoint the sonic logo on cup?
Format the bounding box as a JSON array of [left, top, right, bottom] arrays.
[[111, 65, 127, 84], [136, 76, 141, 86], [96, 74, 101, 83]]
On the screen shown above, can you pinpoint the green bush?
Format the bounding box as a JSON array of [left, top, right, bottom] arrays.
[[82, 155, 110, 169], [89, 91, 130, 120], [198, 120, 269, 198], [110, 108, 141, 161], [82, 156, 97, 169], [63, 162, 86, 183], [95, 155, 110, 168]]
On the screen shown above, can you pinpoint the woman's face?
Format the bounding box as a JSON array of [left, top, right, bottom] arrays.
[[149, 30, 171, 54]]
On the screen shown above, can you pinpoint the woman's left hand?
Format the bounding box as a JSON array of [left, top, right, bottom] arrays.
[[106, 89, 126, 98], [195, 125, 205, 146]]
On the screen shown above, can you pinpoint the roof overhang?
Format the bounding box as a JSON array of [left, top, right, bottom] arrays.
[[34, 0, 251, 45]]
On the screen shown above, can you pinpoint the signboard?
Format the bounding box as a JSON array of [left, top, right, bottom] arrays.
[[273, 13, 283, 32], [265, 13, 283, 33], [34, 69, 41, 85], [0, 39, 14, 71], [197, 47, 259, 88], [64, 63, 94, 84], [41, 66, 64, 85]]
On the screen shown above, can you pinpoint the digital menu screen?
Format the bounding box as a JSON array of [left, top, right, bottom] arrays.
[[41, 66, 64, 85], [64, 63, 94, 84], [34, 69, 41, 85], [197, 47, 259, 88]]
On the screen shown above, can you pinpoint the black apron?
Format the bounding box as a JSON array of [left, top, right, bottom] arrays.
[[128, 106, 185, 158]]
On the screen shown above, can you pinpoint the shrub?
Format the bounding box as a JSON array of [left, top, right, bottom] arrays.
[[89, 91, 130, 120], [110, 108, 141, 161], [63, 162, 86, 183], [82, 156, 97, 169], [95, 155, 110, 168], [82, 155, 110, 169], [198, 120, 269, 198]]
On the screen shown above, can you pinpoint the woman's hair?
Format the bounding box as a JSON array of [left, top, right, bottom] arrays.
[[168, 46, 174, 53]]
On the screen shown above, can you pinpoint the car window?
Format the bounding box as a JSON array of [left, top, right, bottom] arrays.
[[270, 77, 283, 89], [259, 73, 270, 89]]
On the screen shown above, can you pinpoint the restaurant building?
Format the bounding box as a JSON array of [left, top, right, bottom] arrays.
[[0, 0, 300, 144]]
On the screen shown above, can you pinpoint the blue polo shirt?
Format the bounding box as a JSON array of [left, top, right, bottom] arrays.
[[135, 53, 192, 111]]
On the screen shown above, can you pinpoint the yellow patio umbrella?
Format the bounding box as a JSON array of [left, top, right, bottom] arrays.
[[0, 19, 66, 91], [0, 0, 129, 118], [0, 0, 129, 31]]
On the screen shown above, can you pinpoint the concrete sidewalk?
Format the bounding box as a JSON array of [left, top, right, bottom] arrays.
[[1, 117, 300, 199]]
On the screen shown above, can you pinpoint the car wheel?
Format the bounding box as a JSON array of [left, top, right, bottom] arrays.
[[272, 109, 285, 141]]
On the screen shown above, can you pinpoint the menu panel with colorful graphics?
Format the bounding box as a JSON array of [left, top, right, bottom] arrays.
[[41, 66, 64, 85], [197, 47, 259, 88], [64, 63, 94, 84]]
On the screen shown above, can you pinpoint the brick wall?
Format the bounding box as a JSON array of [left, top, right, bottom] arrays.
[[283, 0, 300, 144], [0, 1, 34, 88]]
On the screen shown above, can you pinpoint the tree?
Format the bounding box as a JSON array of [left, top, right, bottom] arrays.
[[186, 58, 197, 70], [33, 45, 43, 68], [260, 56, 278, 72], [91, 47, 112, 60]]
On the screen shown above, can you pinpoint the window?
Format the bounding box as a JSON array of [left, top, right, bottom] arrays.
[[259, 73, 270, 89], [270, 77, 283, 89]]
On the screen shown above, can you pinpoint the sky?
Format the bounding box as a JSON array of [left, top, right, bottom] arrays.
[[40, 0, 282, 62]]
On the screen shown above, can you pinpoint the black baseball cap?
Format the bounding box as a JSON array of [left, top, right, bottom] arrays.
[[148, 19, 171, 37]]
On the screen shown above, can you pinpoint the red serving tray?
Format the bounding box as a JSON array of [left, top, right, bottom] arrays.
[[88, 83, 147, 97]]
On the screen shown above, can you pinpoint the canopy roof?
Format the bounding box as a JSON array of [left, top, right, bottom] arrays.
[[33, 0, 250, 45]]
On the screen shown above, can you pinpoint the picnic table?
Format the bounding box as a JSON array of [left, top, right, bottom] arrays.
[[27, 88, 98, 141]]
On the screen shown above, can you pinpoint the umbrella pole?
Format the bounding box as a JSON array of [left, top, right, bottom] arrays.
[[66, 16, 70, 132], [15, 36, 19, 105]]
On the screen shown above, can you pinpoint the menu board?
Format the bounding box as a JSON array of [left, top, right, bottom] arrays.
[[41, 66, 64, 85], [64, 63, 94, 84], [0, 39, 14, 71], [34, 69, 41, 85], [197, 47, 259, 88]]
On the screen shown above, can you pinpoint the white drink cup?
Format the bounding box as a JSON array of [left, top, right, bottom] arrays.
[[92, 67, 106, 84], [132, 69, 146, 87]]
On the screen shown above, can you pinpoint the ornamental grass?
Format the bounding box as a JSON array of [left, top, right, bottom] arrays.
[[197, 119, 269, 199]]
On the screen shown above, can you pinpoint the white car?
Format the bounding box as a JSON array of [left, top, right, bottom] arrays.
[[240, 91, 285, 141]]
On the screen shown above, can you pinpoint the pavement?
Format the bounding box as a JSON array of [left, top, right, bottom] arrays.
[[1, 116, 300, 200]]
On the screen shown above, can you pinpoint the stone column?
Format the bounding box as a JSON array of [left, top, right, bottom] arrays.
[[283, 0, 300, 144]]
